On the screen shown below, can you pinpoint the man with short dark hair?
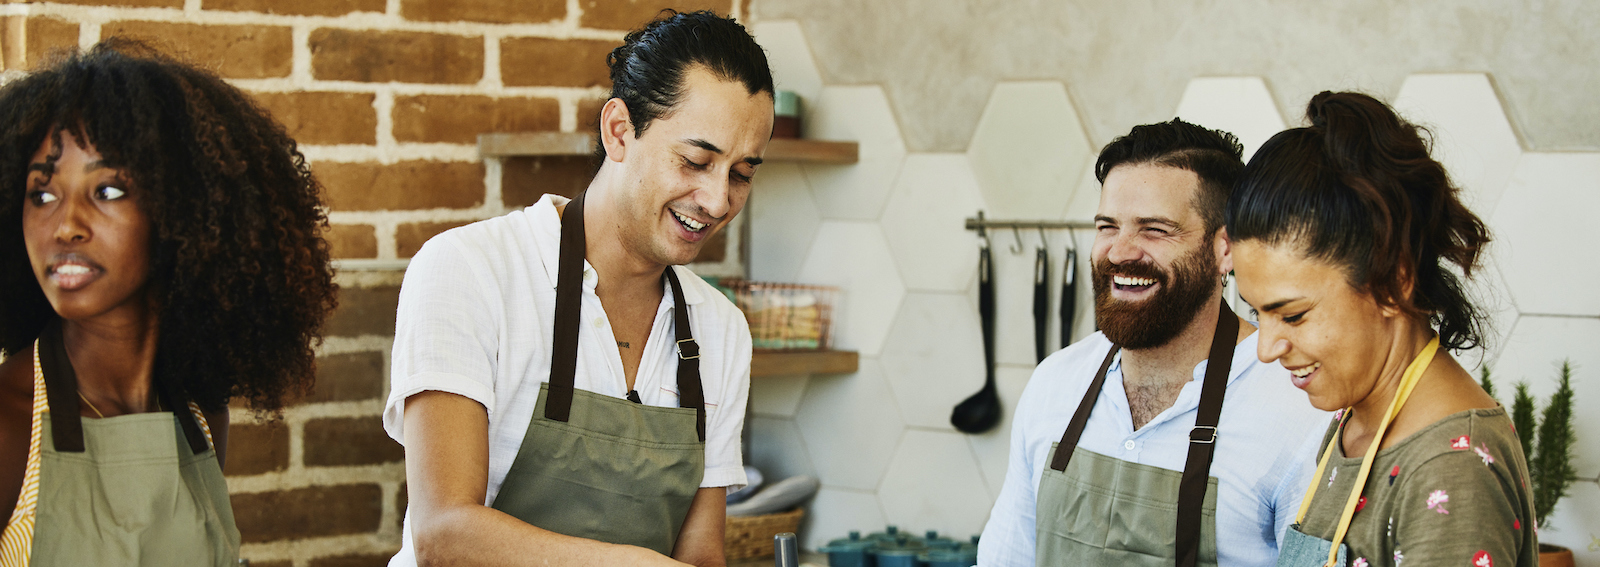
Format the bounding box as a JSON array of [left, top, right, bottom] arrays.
[[978, 119, 1328, 567], [384, 11, 772, 567]]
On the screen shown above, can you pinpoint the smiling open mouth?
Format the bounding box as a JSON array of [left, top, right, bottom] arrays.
[[1112, 274, 1157, 291], [671, 210, 708, 233]]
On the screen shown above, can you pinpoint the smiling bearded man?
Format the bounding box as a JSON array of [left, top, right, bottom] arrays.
[[979, 119, 1330, 567], [383, 11, 771, 567]]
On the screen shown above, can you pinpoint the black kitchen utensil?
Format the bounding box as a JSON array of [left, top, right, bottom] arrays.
[[1060, 247, 1076, 348], [1032, 246, 1049, 363], [952, 241, 1001, 434]]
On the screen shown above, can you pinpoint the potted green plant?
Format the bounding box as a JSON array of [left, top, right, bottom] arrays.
[[1480, 361, 1578, 567]]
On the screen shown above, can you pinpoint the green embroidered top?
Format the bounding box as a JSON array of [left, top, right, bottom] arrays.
[[1297, 408, 1538, 567]]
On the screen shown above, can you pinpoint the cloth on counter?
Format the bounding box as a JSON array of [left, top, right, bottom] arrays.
[[1295, 408, 1537, 567], [383, 194, 751, 567], [978, 331, 1330, 567]]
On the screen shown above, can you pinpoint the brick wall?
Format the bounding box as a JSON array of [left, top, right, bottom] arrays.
[[0, 1, 746, 565]]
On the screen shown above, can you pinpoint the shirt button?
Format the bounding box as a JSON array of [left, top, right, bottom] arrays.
[[593, 318, 605, 328], [1124, 439, 1136, 451]]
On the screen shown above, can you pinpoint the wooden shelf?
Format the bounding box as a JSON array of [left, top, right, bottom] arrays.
[[750, 349, 858, 377], [478, 132, 858, 163]]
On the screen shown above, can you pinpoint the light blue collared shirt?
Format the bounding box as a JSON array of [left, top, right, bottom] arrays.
[[978, 330, 1330, 567]]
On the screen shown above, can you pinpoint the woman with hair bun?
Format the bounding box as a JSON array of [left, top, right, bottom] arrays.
[[0, 39, 338, 565], [1227, 91, 1536, 567]]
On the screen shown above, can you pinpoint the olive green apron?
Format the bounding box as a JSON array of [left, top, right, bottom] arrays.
[[1275, 338, 1439, 567], [488, 192, 707, 556], [30, 319, 240, 566], [1035, 300, 1239, 567]]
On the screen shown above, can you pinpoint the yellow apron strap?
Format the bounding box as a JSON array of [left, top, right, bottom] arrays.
[[1296, 337, 1440, 567]]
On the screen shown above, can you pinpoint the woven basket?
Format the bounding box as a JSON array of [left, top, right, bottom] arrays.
[[724, 507, 804, 561]]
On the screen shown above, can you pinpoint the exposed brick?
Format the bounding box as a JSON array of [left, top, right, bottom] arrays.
[[694, 228, 726, 263], [5, 16, 79, 71], [232, 484, 383, 543], [41, 0, 180, 6], [102, 21, 291, 79], [501, 156, 593, 209], [500, 37, 617, 88], [325, 223, 377, 259], [204, 0, 385, 17], [577, 97, 609, 134], [401, 0, 564, 24], [396, 221, 471, 259], [579, 0, 726, 31], [303, 416, 404, 467], [325, 285, 399, 337], [252, 91, 377, 145], [393, 95, 558, 144], [317, 160, 485, 211], [311, 554, 392, 567], [310, 352, 385, 403], [222, 421, 289, 476], [311, 29, 482, 84]]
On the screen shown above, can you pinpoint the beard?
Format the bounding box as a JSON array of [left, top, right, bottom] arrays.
[[1092, 242, 1220, 350]]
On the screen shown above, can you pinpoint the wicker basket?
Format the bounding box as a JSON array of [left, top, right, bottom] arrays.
[[724, 507, 804, 561], [724, 281, 839, 350]]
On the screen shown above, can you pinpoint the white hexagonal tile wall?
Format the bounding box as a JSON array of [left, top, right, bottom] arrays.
[[748, 416, 817, 481], [749, 163, 820, 282], [877, 429, 995, 540], [750, 373, 810, 417], [1172, 76, 1286, 161], [1491, 153, 1600, 317], [1393, 74, 1523, 218], [797, 221, 906, 356], [966, 365, 1034, 499], [879, 292, 987, 430], [1467, 242, 1521, 366], [802, 86, 908, 221], [802, 487, 886, 551], [752, 20, 824, 105], [1484, 316, 1600, 475], [1537, 484, 1600, 566], [968, 81, 1092, 219], [795, 359, 907, 490], [881, 154, 988, 292]]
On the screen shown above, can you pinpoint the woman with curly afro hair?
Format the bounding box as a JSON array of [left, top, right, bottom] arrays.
[[0, 39, 338, 565]]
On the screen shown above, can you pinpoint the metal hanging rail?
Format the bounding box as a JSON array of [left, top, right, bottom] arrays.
[[964, 211, 1095, 231]]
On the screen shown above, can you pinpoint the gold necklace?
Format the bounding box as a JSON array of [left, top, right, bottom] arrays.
[[77, 390, 105, 419]]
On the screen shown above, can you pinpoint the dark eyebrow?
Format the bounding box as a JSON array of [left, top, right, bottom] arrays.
[[27, 163, 54, 175], [1259, 297, 1301, 313], [1136, 216, 1181, 227], [684, 138, 723, 154], [84, 160, 111, 173], [1094, 215, 1115, 224], [684, 138, 762, 167]]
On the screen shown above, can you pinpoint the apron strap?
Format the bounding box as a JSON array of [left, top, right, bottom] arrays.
[[38, 319, 85, 453], [544, 192, 588, 424], [35, 318, 209, 454], [664, 268, 706, 442], [1174, 299, 1240, 567], [543, 193, 707, 443], [1047, 344, 1118, 472]]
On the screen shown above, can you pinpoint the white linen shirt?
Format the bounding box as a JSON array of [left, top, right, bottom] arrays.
[[382, 194, 751, 567], [977, 330, 1330, 567]]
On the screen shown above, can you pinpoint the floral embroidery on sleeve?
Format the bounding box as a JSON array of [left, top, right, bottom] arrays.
[[1393, 549, 1404, 564], [1450, 435, 1470, 450], [1473, 445, 1495, 465], [1472, 550, 1493, 567], [1389, 465, 1400, 485], [1352, 557, 1368, 567], [1426, 489, 1450, 514]]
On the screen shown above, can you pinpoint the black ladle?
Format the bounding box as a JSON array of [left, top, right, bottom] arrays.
[[952, 239, 1000, 434]]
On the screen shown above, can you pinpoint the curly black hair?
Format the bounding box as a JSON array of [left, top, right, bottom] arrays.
[[0, 39, 337, 412]]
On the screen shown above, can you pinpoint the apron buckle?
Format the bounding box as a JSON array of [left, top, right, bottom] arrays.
[[1188, 425, 1218, 444], [676, 338, 701, 360]]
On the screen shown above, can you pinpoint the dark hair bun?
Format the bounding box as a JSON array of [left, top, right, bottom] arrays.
[[1227, 91, 1492, 350]]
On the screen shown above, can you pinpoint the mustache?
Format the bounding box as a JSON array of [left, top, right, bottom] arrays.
[[1092, 257, 1166, 283]]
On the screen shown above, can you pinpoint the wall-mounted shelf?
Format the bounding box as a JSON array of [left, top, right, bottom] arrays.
[[478, 132, 858, 163], [750, 349, 858, 377]]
